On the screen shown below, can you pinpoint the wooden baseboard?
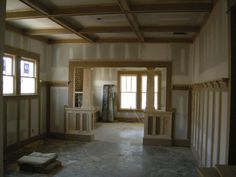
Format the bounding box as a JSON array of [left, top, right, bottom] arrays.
[[115, 117, 144, 122], [48, 132, 94, 142], [173, 139, 190, 147], [143, 138, 172, 146], [5, 133, 47, 153]]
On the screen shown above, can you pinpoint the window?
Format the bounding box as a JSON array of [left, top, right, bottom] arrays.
[[20, 59, 37, 94], [120, 75, 137, 109], [2, 49, 39, 96], [3, 55, 14, 94], [118, 71, 161, 111]]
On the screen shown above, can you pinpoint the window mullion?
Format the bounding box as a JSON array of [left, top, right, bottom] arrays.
[[137, 73, 141, 110], [16, 56, 21, 95]]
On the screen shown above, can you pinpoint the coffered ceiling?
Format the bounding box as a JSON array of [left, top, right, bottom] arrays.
[[5, 0, 215, 44]]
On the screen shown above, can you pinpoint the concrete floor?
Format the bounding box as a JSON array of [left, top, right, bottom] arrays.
[[5, 122, 199, 177]]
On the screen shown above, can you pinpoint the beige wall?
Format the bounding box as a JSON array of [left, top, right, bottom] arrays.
[[191, 0, 230, 167], [192, 0, 229, 83], [0, 0, 6, 175]]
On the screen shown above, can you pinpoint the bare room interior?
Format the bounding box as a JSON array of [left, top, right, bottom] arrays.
[[0, 0, 236, 177]]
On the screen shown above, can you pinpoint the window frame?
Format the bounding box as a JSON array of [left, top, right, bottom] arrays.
[[117, 70, 162, 112], [3, 54, 15, 95], [3, 46, 40, 97]]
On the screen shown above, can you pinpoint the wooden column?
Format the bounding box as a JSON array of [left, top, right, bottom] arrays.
[[82, 68, 94, 109], [0, 0, 6, 175], [229, 4, 236, 165], [145, 68, 155, 111]]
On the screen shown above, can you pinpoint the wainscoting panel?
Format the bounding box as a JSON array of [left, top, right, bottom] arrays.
[[191, 79, 229, 167]]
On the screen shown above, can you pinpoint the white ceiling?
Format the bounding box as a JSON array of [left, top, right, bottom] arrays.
[[135, 12, 206, 26], [6, 0, 31, 11], [71, 14, 130, 27], [48, 34, 81, 40], [96, 33, 137, 38], [9, 18, 62, 29], [144, 32, 195, 38]]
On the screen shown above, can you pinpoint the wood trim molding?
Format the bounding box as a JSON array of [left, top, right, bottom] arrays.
[[191, 78, 229, 90], [4, 45, 40, 60], [172, 84, 191, 90], [41, 81, 68, 87]]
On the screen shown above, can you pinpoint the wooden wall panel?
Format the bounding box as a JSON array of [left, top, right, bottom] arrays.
[[191, 78, 229, 167], [19, 99, 29, 141], [6, 100, 17, 146], [30, 99, 39, 137]]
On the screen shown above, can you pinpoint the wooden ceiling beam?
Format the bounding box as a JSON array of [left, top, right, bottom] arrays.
[[6, 3, 212, 20], [130, 3, 213, 13], [49, 37, 193, 44], [19, 0, 95, 42], [117, 0, 144, 42], [24, 25, 200, 35]]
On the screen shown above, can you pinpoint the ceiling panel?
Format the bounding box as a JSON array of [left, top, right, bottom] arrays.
[[136, 12, 206, 26], [43, 0, 117, 8], [129, 0, 211, 5], [8, 18, 62, 29], [6, 0, 32, 11], [48, 34, 81, 40], [96, 33, 136, 38], [71, 14, 130, 27], [144, 32, 195, 38]]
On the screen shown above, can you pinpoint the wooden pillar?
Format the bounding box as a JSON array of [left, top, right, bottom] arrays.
[[146, 68, 155, 111], [0, 0, 6, 175], [229, 3, 236, 165], [82, 68, 94, 109]]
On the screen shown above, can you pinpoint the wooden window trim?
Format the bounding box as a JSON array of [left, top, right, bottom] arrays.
[[3, 45, 40, 97], [117, 70, 162, 112]]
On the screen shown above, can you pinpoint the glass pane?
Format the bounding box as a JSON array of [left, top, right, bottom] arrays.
[[21, 77, 36, 94], [131, 76, 137, 92], [142, 93, 146, 109], [121, 76, 126, 92], [121, 93, 136, 109], [3, 76, 14, 94], [126, 76, 131, 92], [142, 76, 147, 92], [3, 56, 13, 75], [155, 76, 159, 92], [21, 60, 35, 77], [155, 92, 158, 109]]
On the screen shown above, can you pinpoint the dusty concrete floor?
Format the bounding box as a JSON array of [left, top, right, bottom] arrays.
[[5, 122, 199, 177]]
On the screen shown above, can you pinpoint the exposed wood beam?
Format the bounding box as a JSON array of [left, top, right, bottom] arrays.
[[49, 37, 193, 44], [6, 3, 213, 20], [117, 0, 144, 42], [130, 3, 213, 13], [19, 0, 95, 42], [24, 25, 200, 35]]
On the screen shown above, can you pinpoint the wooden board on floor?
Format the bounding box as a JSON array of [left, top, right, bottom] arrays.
[[197, 167, 220, 177], [215, 165, 236, 177]]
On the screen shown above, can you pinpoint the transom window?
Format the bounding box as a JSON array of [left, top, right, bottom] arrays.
[[118, 71, 161, 111]]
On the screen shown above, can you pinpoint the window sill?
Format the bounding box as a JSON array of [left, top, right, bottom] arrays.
[[3, 94, 38, 98]]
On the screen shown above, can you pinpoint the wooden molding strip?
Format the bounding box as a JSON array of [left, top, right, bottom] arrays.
[[23, 25, 200, 35], [40, 81, 68, 87], [172, 84, 191, 90], [49, 37, 193, 44], [6, 3, 213, 20], [191, 78, 229, 90]]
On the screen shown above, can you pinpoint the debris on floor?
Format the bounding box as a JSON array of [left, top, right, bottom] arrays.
[[17, 152, 62, 173]]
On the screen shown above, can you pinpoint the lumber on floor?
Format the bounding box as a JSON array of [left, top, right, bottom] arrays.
[[198, 165, 236, 177]]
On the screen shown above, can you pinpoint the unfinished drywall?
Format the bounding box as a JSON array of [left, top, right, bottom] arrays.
[[3, 30, 49, 148], [0, 0, 6, 175], [50, 43, 192, 84], [190, 0, 230, 167], [192, 0, 229, 83]]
